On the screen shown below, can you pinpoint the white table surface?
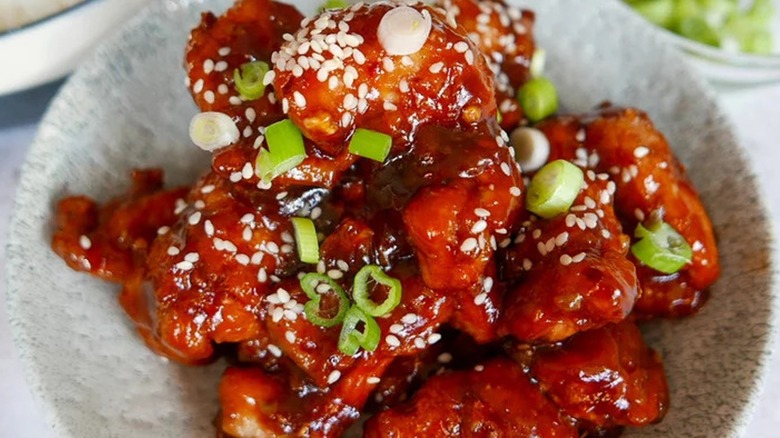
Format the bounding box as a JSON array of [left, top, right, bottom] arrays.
[[1, 78, 779, 436]]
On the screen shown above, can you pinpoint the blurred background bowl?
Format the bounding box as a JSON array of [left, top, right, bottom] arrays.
[[617, 0, 780, 85], [0, 0, 152, 96]]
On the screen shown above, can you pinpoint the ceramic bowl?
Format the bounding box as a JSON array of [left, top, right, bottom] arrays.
[[6, 0, 777, 436], [0, 0, 152, 96]]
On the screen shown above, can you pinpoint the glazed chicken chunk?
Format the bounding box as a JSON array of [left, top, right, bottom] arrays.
[[537, 106, 719, 317], [500, 176, 638, 343], [364, 358, 578, 437], [272, 1, 498, 152]]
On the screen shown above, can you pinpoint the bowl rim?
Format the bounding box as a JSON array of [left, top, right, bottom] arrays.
[[0, 0, 101, 38], [612, 0, 780, 68], [5, 0, 779, 436]]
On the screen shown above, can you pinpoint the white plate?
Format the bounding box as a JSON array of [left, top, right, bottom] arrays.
[[6, 0, 778, 437], [0, 0, 151, 96]]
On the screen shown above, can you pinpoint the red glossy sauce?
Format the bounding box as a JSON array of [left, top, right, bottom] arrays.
[[51, 0, 718, 436]]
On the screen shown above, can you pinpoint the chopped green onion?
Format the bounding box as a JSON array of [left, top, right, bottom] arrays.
[[291, 217, 319, 264], [631, 0, 675, 28], [338, 305, 381, 355], [526, 159, 583, 219], [320, 0, 349, 11], [233, 61, 270, 101], [348, 128, 393, 162], [677, 17, 721, 47], [631, 221, 693, 274], [301, 273, 349, 328], [189, 112, 240, 151], [352, 265, 402, 317], [255, 119, 307, 181], [517, 77, 558, 123], [529, 48, 547, 78]]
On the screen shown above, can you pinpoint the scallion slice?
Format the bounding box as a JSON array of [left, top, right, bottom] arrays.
[[348, 128, 393, 162], [320, 0, 349, 11], [352, 265, 402, 317], [255, 119, 307, 181], [529, 48, 546, 78], [338, 305, 381, 355], [517, 77, 558, 123], [526, 159, 583, 219], [189, 112, 240, 151], [631, 221, 692, 274], [301, 273, 349, 327], [233, 61, 270, 101], [291, 217, 319, 264]]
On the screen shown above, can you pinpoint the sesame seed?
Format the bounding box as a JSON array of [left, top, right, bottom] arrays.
[[471, 220, 488, 234], [465, 50, 474, 64], [634, 146, 650, 158], [184, 252, 200, 263], [500, 162, 512, 176], [572, 252, 587, 263], [383, 101, 398, 111], [454, 41, 469, 53], [438, 352, 453, 363], [327, 269, 344, 279], [284, 309, 298, 320], [241, 162, 254, 179], [555, 232, 569, 246], [474, 364, 484, 372], [601, 229, 611, 239], [193, 79, 204, 93], [79, 235, 92, 250], [176, 261, 194, 271], [325, 370, 341, 384], [474, 292, 488, 305], [310, 207, 322, 220], [236, 254, 250, 265], [402, 313, 418, 324], [204, 220, 214, 237], [271, 307, 283, 322], [167, 246, 180, 256], [229, 96, 242, 105], [188, 212, 202, 225], [263, 70, 276, 86], [428, 333, 442, 345], [523, 258, 533, 270], [277, 288, 291, 303], [473, 209, 492, 221], [215, 61, 228, 72], [635, 208, 646, 221], [204, 91, 215, 104], [218, 46, 231, 56], [537, 241, 547, 255], [483, 277, 494, 292], [460, 237, 478, 252], [559, 254, 572, 266], [367, 376, 381, 384], [268, 344, 282, 357], [386, 335, 401, 347], [258, 268, 268, 282], [399, 79, 409, 93], [229, 172, 242, 183], [343, 94, 357, 110], [429, 62, 444, 73], [510, 186, 522, 196], [240, 213, 254, 224], [203, 59, 214, 74], [293, 91, 307, 107], [382, 57, 395, 72], [276, 191, 288, 200], [389, 324, 403, 334], [285, 331, 296, 343], [267, 242, 279, 254], [532, 229, 542, 239]]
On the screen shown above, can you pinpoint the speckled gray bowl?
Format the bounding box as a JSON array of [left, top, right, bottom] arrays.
[[6, 0, 777, 437]]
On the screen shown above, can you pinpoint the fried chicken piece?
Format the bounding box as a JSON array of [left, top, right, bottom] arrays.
[[186, 0, 360, 189], [219, 354, 393, 438], [52, 169, 188, 282], [261, 274, 454, 388], [530, 321, 669, 428], [499, 177, 638, 343], [140, 172, 298, 363], [537, 106, 719, 317], [401, 124, 523, 292], [364, 358, 578, 437], [437, 0, 536, 130], [272, 1, 497, 154]]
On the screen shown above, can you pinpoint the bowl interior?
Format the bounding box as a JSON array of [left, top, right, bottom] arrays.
[[6, 0, 776, 437]]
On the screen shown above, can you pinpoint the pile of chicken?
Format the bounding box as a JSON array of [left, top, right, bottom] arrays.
[[52, 0, 719, 437]]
